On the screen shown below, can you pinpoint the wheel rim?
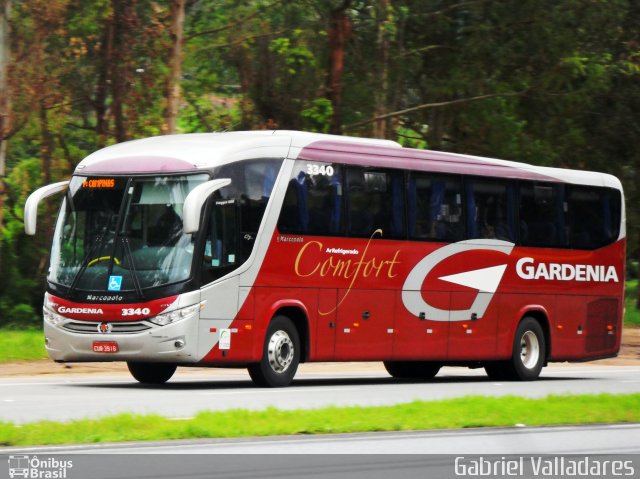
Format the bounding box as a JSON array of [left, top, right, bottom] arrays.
[[520, 330, 540, 369], [267, 329, 294, 373]]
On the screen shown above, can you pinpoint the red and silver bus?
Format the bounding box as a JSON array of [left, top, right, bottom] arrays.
[[25, 131, 625, 387]]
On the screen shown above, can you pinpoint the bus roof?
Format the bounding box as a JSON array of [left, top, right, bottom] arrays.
[[75, 131, 399, 174], [75, 130, 622, 191]]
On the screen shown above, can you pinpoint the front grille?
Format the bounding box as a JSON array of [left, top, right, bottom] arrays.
[[62, 321, 152, 334], [111, 322, 152, 333]]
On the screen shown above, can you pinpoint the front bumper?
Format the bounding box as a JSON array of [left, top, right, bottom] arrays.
[[44, 314, 199, 363]]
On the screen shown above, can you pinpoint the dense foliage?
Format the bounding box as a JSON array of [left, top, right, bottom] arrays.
[[0, 0, 638, 327]]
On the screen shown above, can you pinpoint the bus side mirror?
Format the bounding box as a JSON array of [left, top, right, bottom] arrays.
[[24, 181, 70, 235], [183, 178, 232, 234]]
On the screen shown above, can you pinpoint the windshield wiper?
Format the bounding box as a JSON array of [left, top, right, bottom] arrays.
[[67, 226, 108, 295], [63, 188, 81, 266], [107, 178, 144, 299], [120, 236, 144, 298]]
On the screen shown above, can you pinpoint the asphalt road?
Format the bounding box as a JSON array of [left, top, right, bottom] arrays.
[[1, 364, 640, 424]]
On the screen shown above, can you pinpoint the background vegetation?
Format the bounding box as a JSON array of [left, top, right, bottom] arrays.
[[0, 0, 639, 327], [0, 329, 46, 361]]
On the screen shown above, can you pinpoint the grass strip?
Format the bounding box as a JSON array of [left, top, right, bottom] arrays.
[[1, 393, 639, 447], [0, 329, 46, 363]]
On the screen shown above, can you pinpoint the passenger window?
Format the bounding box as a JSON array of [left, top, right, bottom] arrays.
[[277, 161, 344, 236], [408, 172, 463, 242], [346, 167, 405, 239], [567, 186, 621, 250], [519, 183, 566, 247], [466, 178, 515, 242]]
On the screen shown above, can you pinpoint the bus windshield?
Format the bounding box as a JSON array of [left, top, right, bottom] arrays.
[[49, 174, 209, 293]]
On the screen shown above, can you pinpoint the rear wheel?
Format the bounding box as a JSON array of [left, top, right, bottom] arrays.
[[383, 361, 441, 380], [127, 362, 177, 384], [511, 317, 545, 380], [485, 317, 545, 381], [248, 315, 300, 387]]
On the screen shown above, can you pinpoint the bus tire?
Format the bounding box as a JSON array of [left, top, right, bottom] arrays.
[[248, 315, 300, 388], [503, 317, 546, 381], [383, 361, 441, 380], [127, 362, 177, 384]]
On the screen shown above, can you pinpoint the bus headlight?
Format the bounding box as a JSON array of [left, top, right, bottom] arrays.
[[149, 303, 203, 326], [43, 306, 65, 325]]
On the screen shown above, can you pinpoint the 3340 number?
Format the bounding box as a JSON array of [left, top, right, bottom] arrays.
[[306, 164, 335, 176], [121, 307, 151, 316]]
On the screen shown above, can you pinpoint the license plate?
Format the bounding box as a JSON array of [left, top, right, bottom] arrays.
[[92, 341, 119, 353]]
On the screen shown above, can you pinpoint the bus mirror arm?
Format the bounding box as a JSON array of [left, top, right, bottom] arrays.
[[183, 178, 232, 234], [24, 181, 70, 235]]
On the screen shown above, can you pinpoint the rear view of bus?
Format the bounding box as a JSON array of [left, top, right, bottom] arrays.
[[25, 131, 625, 387]]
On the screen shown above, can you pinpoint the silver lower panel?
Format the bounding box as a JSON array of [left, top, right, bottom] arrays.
[[44, 315, 199, 363]]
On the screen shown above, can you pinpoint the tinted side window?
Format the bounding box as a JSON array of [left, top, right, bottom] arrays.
[[214, 158, 282, 238], [346, 167, 405, 239], [202, 195, 240, 279], [519, 183, 566, 247], [277, 161, 344, 236], [466, 178, 516, 242], [202, 158, 283, 282], [408, 172, 463, 242], [241, 160, 280, 234], [567, 186, 621, 249]]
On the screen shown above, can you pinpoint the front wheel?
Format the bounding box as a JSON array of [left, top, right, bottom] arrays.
[[127, 362, 177, 384], [248, 316, 300, 387], [383, 361, 441, 380]]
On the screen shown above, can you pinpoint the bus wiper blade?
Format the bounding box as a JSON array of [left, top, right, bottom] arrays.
[[64, 188, 80, 265], [67, 228, 108, 295], [121, 236, 144, 299]]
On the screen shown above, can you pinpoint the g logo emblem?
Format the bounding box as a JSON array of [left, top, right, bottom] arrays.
[[401, 239, 514, 321]]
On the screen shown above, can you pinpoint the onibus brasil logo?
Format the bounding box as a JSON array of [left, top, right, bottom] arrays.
[[8, 456, 73, 479]]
